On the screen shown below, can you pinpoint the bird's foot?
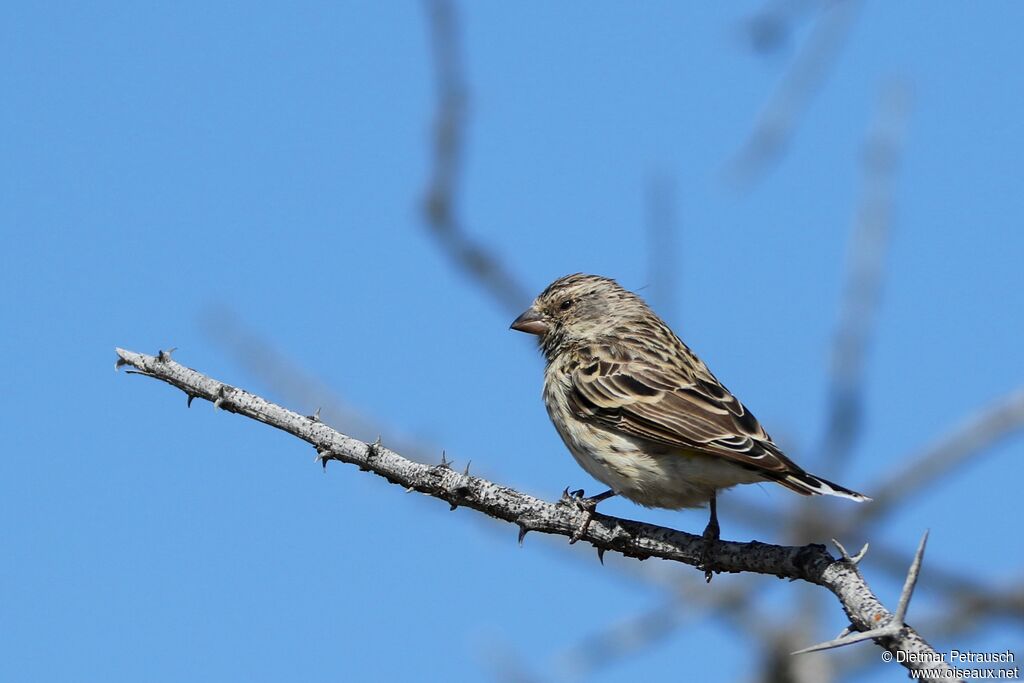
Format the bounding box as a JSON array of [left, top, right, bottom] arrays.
[[560, 488, 615, 544], [700, 515, 720, 583]]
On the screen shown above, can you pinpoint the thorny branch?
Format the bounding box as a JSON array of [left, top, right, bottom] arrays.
[[115, 347, 960, 682]]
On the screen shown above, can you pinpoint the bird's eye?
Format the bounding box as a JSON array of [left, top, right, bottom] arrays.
[[559, 299, 573, 311]]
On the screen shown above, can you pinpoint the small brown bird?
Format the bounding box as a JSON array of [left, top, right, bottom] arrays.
[[511, 273, 868, 579]]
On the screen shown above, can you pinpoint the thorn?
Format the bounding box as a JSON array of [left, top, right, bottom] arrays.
[[157, 347, 177, 362], [462, 460, 471, 476], [439, 451, 451, 468], [186, 393, 196, 408], [894, 530, 929, 623], [832, 538, 868, 564], [308, 407, 322, 422], [852, 542, 870, 564], [791, 626, 896, 655], [597, 547, 606, 565], [568, 497, 600, 545], [517, 524, 529, 546], [449, 501, 458, 511], [213, 385, 228, 410], [314, 448, 331, 470], [405, 486, 416, 493], [115, 356, 129, 371]]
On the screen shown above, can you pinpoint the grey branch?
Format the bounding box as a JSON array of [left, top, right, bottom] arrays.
[[114, 347, 960, 682]]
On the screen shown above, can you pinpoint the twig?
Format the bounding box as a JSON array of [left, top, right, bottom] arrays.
[[725, 0, 861, 187], [421, 0, 530, 314], [114, 347, 959, 680]]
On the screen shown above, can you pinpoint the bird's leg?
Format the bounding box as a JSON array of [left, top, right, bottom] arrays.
[[561, 488, 617, 544], [701, 491, 720, 583]]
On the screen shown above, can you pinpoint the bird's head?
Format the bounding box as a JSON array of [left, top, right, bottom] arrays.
[[510, 273, 647, 359]]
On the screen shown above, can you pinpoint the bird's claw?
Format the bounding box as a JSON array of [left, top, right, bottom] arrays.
[[574, 498, 600, 544], [560, 487, 586, 504], [700, 520, 720, 583], [559, 488, 611, 544], [559, 488, 594, 541]]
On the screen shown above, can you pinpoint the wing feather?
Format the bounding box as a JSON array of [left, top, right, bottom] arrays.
[[569, 344, 798, 477]]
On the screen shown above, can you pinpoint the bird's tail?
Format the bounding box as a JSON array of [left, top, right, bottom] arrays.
[[780, 470, 871, 502]]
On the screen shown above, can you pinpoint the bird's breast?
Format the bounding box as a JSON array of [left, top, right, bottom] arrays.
[[541, 365, 765, 509]]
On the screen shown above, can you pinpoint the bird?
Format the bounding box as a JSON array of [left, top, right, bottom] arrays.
[[510, 273, 869, 580]]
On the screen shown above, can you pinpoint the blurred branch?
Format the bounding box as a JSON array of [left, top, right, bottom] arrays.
[[924, 584, 1024, 638], [422, 0, 530, 314], [868, 542, 1024, 626], [725, 0, 861, 188], [555, 576, 768, 682], [645, 172, 679, 324], [116, 347, 959, 681], [555, 601, 683, 682], [818, 82, 911, 472], [849, 388, 1024, 531], [200, 307, 382, 444], [740, 0, 819, 56], [201, 307, 459, 471]]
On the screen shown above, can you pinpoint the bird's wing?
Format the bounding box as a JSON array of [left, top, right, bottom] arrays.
[[567, 343, 798, 477]]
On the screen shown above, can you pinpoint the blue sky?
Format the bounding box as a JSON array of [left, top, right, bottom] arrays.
[[2, 2, 1022, 681]]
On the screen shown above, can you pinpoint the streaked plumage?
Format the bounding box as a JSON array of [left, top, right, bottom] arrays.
[[511, 273, 869, 514]]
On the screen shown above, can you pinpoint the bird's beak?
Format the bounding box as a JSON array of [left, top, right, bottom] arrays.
[[510, 307, 549, 336]]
